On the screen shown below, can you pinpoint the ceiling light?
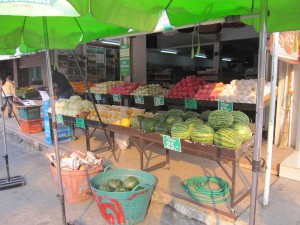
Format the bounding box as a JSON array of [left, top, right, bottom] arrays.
[[101, 40, 120, 46], [195, 54, 207, 58], [160, 49, 177, 54], [222, 57, 232, 62]]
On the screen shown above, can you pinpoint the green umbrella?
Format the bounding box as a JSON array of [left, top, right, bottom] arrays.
[[68, 0, 300, 33], [0, 1, 135, 225]]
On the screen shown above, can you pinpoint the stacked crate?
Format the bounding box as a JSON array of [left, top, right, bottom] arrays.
[[17, 106, 43, 134], [42, 100, 73, 144]]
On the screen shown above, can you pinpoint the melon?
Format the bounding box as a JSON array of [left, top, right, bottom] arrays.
[[141, 118, 157, 132], [230, 123, 252, 143], [185, 117, 204, 131], [200, 110, 212, 121], [166, 115, 183, 125], [170, 122, 191, 140], [191, 124, 215, 145], [208, 110, 233, 130], [153, 113, 167, 123], [131, 115, 144, 129], [184, 111, 201, 120], [154, 122, 171, 135], [167, 109, 184, 117], [231, 111, 250, 125], [214, 128, 242, 150]]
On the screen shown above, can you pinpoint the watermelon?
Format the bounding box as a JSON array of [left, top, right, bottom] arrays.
[[230, 123, 252, 143], [167, 108, 184, 117], [185, 117, 204, 131], [208, 110, 233, 130], [154, 122, 171, 135], [141, 118, 157, 132], [122, 176, 139, 190], [98, 184, 113, 192], [231, 111, 250, 125], [153, 113, 167, 122], [200, 110, 212, 121], [166, 115, 183, 125], [214, 128, 242, 150], [191, 124, 215, 145], [184, 111, 201, 120], [131, 115, 144, 129], [170, 122, 191, 140], [107, 179, 123, 191]]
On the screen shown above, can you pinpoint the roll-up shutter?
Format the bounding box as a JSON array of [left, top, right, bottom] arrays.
[[19, 52, 46, 68]]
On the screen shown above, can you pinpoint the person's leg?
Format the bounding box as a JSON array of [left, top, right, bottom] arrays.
[[1, 97, 8, 117], [7, 96, 13, 117]]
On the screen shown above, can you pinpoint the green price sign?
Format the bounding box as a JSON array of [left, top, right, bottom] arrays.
[[163, 135, 181, 152], [112, 94, 121, 102], [56, 114, 64, 124], [184, 99, 197, 109], [154, 96, 164, 106], [76, 117, 85, 129], [95, 93, 102, 101], [218, 101, 233, 112], [134, 95, 144, 104]]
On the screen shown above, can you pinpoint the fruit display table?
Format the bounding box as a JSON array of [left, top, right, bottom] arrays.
[[55, 114, 255, 215]]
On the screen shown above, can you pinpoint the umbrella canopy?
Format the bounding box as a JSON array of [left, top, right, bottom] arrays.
[[69, 0, 300, 33], [0, 1, 136, 55]]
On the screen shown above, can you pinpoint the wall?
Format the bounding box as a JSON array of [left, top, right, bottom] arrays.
[[147, 51, 195, 67]]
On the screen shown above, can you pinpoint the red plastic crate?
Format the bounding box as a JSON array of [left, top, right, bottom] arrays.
[[19, 118, 43, 134]]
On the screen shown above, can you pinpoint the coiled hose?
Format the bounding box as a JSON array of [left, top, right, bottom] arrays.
[[182, 176, 231, 204]]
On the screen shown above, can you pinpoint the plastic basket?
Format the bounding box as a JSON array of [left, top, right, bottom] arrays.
[[19, 118, 43, 134], [50, 163, 103, 203], [17, 106, 41, 120], [90, 165, 157, 225]]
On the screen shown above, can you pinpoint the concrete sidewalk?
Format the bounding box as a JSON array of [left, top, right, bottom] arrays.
[[1, 116, 300, 225]]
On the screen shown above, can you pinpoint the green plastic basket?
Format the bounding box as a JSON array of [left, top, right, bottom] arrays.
[[18, 106, 41, 120], [90, 165, 157, 225]]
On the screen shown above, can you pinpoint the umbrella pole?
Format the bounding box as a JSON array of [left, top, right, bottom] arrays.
[[249, 0, 268, 224], [43, 18, 67, 225], [263, 32, 279, 206], [72, 50, 118, 162], [0, 82, 24, 190]]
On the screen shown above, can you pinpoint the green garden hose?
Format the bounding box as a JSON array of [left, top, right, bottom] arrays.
[[182, 176, 231, 204]]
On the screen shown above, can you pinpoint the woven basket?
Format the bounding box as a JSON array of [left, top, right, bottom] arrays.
[[90, 165, 157, 225], [50, 163, 103, 203]]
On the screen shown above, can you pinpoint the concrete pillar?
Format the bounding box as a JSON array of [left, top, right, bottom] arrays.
[[213, 42, 221, 69], [131, 35, 147, 83]]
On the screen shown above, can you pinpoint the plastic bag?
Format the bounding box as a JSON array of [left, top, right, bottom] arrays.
[[114, 132, 129, 150]]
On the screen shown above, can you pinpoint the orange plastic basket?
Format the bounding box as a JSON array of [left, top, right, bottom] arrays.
[[19, 118, 43, 134], [50, 163, 103, 203]]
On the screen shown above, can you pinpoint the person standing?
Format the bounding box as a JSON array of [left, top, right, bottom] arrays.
[[1, 74, 17, 118]]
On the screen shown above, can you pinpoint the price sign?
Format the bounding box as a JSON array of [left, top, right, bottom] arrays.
[[154, 96, 164, 106], [163, 135, 181, 152], [56, 114, 64, 124], [134, 95, 144, 104], [184, 99, 197, 109], [76, 117, 85, 129], [112, 94, 121, 102], [95, 93, 102, 101], [218, 101, 233, 112]]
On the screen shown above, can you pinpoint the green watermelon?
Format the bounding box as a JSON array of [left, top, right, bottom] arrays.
[[98, 184, 113, 192], [200, 110, 212, 121], [131, 115, 144, 129], [107, 179, 123, 191], [230, 123, 252, 143], [208, 110, 233, 130], [170, 122, 191, 140], [231, 111, 250, 125], [122, 176, 139, 190], [184, 111, 201, 120], [154, 122, 171, 135], [166, 115, 183, 125], [153, 113, 167, 122], [191, 124, 215, 145], [141, 118, 157, 132], [167, 108, 184, 117], [184, 117, 204, 131], [214, 128, 242, 150]]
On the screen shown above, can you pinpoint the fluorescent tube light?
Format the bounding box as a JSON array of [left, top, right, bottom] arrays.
[[160, 49, 177, 54], [195, 54, 207, 58], [222, 57, 232, 62], [101, 40, 120, 46]]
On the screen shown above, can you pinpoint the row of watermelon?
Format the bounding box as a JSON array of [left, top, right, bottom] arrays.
[[131, 109, 252, 150]]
